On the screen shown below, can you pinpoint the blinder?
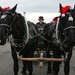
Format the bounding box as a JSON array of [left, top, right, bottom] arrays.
[[0, 12, 16, 35], [63, 11, 75, 31], [58, 11, 75, 45], [68, 12, 73, 21]]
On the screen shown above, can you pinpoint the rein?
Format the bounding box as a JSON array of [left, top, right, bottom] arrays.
[[0, 24, 11, 29], [9, 36, 26, 47], [64, 26, 75, 31], [30, 26, 54, 43]]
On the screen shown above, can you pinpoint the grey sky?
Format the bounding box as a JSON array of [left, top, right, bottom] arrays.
[[0, 0, 75, 23], [0, 0, 75, 13]]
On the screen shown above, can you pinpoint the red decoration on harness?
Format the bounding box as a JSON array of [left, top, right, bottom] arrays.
[[2, 6, 10, 10], [53, 17, 58, 22], [62, 6, 71, 14]]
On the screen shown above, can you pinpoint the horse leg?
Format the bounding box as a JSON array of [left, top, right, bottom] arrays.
[[21, 48, 34, 75], [27, 51, 34, 75], [53, 62, 60, 75], [27, 61, 33, 75], [21, 54, 27, 75], [11, 46, 19, 75], [27, 47, 34, 75], [21, 61, 27, 75], [46, 50, 52, 74], [64, 49, 72, 75], [47, 62, 52, 74], [52, 48, 61, 75]]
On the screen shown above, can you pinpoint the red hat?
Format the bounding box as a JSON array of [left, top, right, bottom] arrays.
[[62, 6, 71, 14]]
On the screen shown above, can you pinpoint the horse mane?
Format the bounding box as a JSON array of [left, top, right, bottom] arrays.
[[17, 13, 25, 26], [16, 13, 37, 30], [27, 21, 38, 30], [12, 12, 26, 39]]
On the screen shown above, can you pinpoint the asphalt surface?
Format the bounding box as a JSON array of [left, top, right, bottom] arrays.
[[0, 42, 75, 75]]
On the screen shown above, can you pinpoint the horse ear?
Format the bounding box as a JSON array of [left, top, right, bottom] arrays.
[[0, 6, 2, 12], [11, 4, 18, 13], [59, 3, 62, 13], [74, 5, 75, 9]]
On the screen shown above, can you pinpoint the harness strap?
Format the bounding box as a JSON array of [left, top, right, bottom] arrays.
[[64, 26, 75, 31], [59, 42, 72, 60], [31, 26, 58, 44], [55, 18, 60, 43], [23, 14, 29, 44]]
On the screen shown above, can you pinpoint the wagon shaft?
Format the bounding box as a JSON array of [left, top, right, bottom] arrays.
[[19, 58, 65, 62]]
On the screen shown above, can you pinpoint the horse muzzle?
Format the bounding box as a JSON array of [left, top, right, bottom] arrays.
[[0, 24, 10, 45]]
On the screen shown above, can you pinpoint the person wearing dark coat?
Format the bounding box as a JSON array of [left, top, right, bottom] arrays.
[[36, 16, 46, 49], [36, 16, 46, 34]]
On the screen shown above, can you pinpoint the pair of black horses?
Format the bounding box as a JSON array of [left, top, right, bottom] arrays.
[[0, 3, 75, 75]]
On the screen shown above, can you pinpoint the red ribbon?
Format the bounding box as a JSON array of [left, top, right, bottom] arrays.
[[2, 6, 10, 10], [53, 17, 58, 22]]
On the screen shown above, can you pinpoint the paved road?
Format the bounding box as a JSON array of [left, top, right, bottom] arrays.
[[0, 42, 75, 75]]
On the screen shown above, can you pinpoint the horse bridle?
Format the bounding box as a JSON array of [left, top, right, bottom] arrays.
[[59, 11, 75, 42], [0, 12, 16, 34], [58, 12, 75, 59], [63, 11, 75, 30], [62, 12, 75, 43], [0, 12, 28, 47], [64, 26, 75, 31]]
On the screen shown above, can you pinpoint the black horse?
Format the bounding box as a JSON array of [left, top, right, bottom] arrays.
[[43, 4, 75, 75], [0, 5, 38, 75]]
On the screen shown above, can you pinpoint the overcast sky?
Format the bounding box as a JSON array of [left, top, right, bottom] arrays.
[[0, 0, 75, 23]]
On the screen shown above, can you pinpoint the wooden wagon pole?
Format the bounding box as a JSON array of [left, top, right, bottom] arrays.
[[19, 58, 65, 62]]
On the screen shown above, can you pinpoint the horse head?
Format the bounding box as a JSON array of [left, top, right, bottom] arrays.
[[59, 4, 75, 47], [0, 4, 17, 45]]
